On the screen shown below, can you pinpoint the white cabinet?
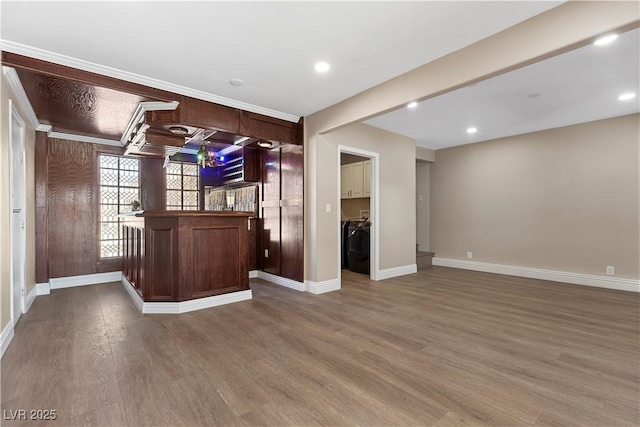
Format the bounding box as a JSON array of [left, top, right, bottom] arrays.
[[341, 161, 367, 199], [340, 164, 351, 198], [363, 160, 371, 197]]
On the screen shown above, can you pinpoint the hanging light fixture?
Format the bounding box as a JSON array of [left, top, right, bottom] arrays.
[[196, 144, 222, 168]]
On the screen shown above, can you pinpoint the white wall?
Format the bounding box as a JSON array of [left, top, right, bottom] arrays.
[[304, 2, 638, 284], [1, 71, 37, 335], [431, 114, 639, 279], [311, 123, 416, 282]]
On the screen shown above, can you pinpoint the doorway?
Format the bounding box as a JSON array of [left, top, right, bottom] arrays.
[[337, 145, 379, 282], [10, 100, 26, 325]]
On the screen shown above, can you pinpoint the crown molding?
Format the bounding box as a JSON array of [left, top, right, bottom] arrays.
[[48, 131, 123, 147], [2, 66, 40, 129], [120, 100, 180, 145], [1, 39, 301, 123]]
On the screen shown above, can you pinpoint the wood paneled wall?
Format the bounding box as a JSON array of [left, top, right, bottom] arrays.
[[34, 132, 49, 283], [47, 138, 97, 277], [36, 134, 303, 283], [36, 134, 127, 280], [140, 157, 165, 210]]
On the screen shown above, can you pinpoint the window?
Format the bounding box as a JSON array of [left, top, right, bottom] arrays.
[[99, 154, 140, 258], [166, 162, 200, 210]]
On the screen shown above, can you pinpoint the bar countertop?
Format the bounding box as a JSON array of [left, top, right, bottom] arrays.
[[119, 210, 253, 218]]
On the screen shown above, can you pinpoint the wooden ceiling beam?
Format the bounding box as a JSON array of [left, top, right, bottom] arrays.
[[2, 51, 303, 145], [2, 51, 178, 102]]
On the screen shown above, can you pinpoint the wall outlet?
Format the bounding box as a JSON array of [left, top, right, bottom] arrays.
[[467, 251, 473, 259], [264, 249, 269, 258], [606, 265, 615, 276], [325, 203, 331, 214]]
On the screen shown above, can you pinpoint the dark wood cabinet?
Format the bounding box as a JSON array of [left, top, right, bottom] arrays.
[[200, 148, 261, 191], [122, 211, 251, 302], [220, 147, 260, 184], [260, 144, 303, 282], [248, 218, 262, 271], [279, 144, 304, 282]]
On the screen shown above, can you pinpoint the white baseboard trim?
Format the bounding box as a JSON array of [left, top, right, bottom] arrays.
[[377, 264, 418, 281], [143, 291, 253, 314], [121, 276, 252, 314], [25, 286, 37, 313], [36, 282, 50, 295], [305, 278, 341, 294], [50, 271, 122, 290], [432, 257, 640, 293], [120, 276, 144, 312], [256, 271, 306, 292], [249, 270, 259, 279], [1, 320, 15, 359]]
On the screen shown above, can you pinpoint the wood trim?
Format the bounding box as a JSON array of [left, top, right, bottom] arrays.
[[1, 45, 300, 122], [34, 131, 48, 283], [3, 52, 305, 147], [2, 52, 178, 102], [239, 111, 300, 145]]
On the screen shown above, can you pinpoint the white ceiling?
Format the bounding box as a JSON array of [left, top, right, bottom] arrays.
[[0, 1, 562, 122], [365, 27, 640, 150]]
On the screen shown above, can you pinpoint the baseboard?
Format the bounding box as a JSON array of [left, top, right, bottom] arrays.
[[249, 270, 258, 279], [36, 282, 50, 295], [432, 257, 640, 293], [377, 264, 418, 280], [1, 320, 15, 359], [256, 271, 306, 292], [305, 278, 341, 294], [142, 291, 253, 314], [50, 271, 122, 290], [121, 276, 252, 314], [120, 276, 144, 312], [25, 286, 37, 313]]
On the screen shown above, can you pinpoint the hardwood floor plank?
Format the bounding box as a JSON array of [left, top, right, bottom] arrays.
[[2, 267, 638, 426]]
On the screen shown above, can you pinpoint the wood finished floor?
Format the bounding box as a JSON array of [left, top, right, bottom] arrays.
[[1, 267, 639, 426]]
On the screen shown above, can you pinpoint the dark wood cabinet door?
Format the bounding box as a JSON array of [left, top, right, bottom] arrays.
[[280, 144, 304, 282], [262, 148, 281, 275]]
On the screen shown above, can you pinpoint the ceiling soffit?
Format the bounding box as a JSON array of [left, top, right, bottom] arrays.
[[3, 52, 303, 155]]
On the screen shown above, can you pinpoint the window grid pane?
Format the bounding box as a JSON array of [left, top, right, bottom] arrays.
[[166, 163, 200, 210], [99, 155, 140, 258]]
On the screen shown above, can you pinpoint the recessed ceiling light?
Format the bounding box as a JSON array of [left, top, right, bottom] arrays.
[[594, 34, 618, 46], [229, 78, 244, 87], [618, 92, 636, 101], [407, 101, 418, 109], [168, 126, 189, 135], [467, 127, 478, 134], [314, 61, 330, 73]]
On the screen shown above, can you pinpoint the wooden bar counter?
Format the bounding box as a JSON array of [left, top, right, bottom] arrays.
[[121, 211, 252, 303]]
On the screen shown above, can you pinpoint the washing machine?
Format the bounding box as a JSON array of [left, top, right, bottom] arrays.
[[347, 220, 370, 275]]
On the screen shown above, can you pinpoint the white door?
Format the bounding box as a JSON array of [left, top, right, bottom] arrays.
[[10, 102, 26, 325]]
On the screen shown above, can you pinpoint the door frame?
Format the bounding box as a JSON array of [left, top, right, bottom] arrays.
[[9, 99, 26, 325], [337, 145, 380, 281]]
